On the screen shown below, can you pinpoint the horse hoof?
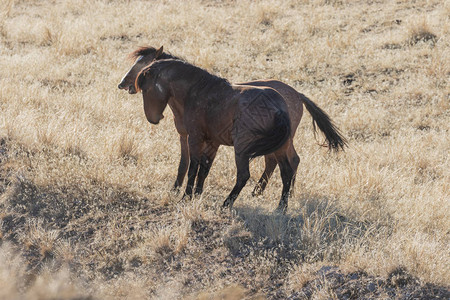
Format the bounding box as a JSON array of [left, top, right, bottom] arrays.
[[251, 184, 265, 197], [222, 199, 232, 208], [171, 187, 181, 195], [251, 189, 262, 197], [181, 194, 192, 201], [275, 206, 287, 215]]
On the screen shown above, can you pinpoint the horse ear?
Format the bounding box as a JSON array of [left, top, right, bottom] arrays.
[[155, 46, 164, 58]]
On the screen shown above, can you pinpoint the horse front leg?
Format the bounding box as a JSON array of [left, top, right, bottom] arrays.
[[173, 134, 189, 192], [194, 144, 218, 195], [223, 154, 250, 209]]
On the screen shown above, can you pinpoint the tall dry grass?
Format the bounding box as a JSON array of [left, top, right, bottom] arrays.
[[0, 0, 449, 298]]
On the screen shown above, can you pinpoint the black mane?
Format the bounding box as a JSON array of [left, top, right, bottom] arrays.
[[129, 46, 180, 60]]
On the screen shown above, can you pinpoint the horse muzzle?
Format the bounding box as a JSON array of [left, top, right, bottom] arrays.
[[118, 82, 126, 90], [118, 82, 137, 94], [147, 114, 164, 125]]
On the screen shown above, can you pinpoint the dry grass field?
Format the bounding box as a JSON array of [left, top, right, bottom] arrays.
[[0, 0, 449, 299]]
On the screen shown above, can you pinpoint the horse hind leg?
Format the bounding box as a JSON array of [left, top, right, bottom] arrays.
[[275, 142, 299, 213], [252, 154, 277, 196], [223, 154, 250, 209], [289, 146, 300, 197]]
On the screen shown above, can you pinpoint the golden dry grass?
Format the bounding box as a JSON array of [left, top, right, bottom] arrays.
[[0, 0, 449, 299]]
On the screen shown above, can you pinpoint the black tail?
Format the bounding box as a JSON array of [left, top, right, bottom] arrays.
[[301, 95, 347, 151], [246, 110, 291, 159]]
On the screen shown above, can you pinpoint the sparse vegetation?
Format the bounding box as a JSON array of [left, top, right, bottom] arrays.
[[0, 0, 449, 299]]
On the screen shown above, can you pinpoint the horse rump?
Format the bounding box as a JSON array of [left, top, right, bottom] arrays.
[[243, 110, 291, 159]]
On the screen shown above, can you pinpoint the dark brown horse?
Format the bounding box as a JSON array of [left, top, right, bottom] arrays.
[[135, 58, 298, 211], [118, 46, 347, 199]]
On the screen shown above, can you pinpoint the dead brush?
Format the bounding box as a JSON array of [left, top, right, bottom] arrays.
[[112, 131, 140, 163], [309, 277, 339, 300], [177, 198, 207, 225], [148, 222, 190, 259], [222, 219, 252, 255], [21, 219, 60, 261], [406, 19, 438, 46]]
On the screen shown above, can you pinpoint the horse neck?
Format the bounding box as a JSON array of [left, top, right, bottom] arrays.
[[166, 78, 190, 106], [164, 65, 233, 113], [165, 68, 201, 104], [165, 78, 191, 122]]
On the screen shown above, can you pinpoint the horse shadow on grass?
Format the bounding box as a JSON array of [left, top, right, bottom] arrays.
[[226, 197, 449, 299], [224, 195, 386, 264]]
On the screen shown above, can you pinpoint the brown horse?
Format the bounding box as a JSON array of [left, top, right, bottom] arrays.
[[118, 46, 347, 198], [135, 58, 298, 211]]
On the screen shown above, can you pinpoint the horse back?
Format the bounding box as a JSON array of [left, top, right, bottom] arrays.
[[233, 85, 289, 117], [237, 80, 304, 135]]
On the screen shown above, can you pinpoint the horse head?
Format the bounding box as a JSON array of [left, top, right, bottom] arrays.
[[136, 61, 171, 125], [118, 46, 164, 94]]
